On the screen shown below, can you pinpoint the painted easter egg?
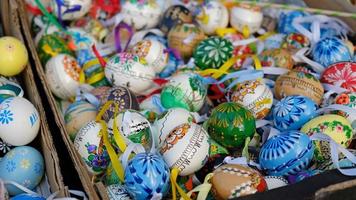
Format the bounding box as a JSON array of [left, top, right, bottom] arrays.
[[194, 152, 228, 184], [0, 78, 23, 103], [224, 32, 253, 69], [0, 146, 44, 195], [0, 97, 40, 146], [0, 37, 28, 76], [334, 92, 356, 128], [159, 123, 210, 176], [313, 149, 356, 172], [0, 138, 13, 157], [321, 62, 356, 92], [105, 53, 155, 95], [139, 94, 165, 115], [207, 102, 256, 148], [67, 28, 98, 65], [193, 37, 233, 70], [264, 176, 288, 190], [152, 108, 196, 148], [274, 71, 324, 105], [211, 164, 267, 199], [196, 1, 229, 35], [45, 54, 81, 100], [11, 194, 45, 200], [72, 18, 109, 42], [259, 131, 314, 176], [122, 0, 162, 30], [301, 114, 353, 163], [82, 58, 110, 87], [230, 4, 263, 34], [278, 11, 307, 34], [159, 5, 193, 34], [97, 86, 139, 122], [312, 37, 352, 67], [105, 163, 121, 186], [231, 79, 273, 119], [106, 184, 133, 200], [161, 72, 207, 112], [260, 48, 294, 69], [273, 96, 318, 131], [73, 121, 109, 174], [64, 100, 97, 141], [167, 23, 206, 60], [107, 110, 151, 148], [130, 39, 169, 73], [51, 0, 92, 20], [37, 34, 73, 65], [90, 86, 111, 100], [263, 34, 286, 50], [125, 153, 170, 200], [283, 33, 310, 49]]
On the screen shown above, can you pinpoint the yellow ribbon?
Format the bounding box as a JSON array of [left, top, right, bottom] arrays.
[[196, 9, 209, 25], [79, 58, 108, 84], [242, 25, 250, 38], [96, 101, 128, 182], [216, 28, 237, 37], [180, 173, 213, 200], [171, 168, 191, 200], [42, 44, 58, 57]]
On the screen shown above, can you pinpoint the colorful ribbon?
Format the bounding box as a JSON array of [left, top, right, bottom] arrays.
[[114, 22, 134, 53]]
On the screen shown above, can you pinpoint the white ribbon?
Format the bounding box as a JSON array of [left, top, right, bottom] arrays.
[[310, 133, 356, 176], [261, 67, 289, 75], [316, 104, 356, 117], [120, 143, 146, 170], [183, 33, 196, 45], [293, 47, 325, 74], [223, 156, 261, 170]]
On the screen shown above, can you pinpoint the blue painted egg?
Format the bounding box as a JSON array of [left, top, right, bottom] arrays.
[[273, 95, 318, 131], [124, 153, 170, 200], [263, 34, 286, 50], [278, 11, 308, 34], [312, 37, 351, 67], [0, 146, 44, 195], [259, 131, 314, 176], [287, 169, 321, 184], [11, 194, 46, 200]]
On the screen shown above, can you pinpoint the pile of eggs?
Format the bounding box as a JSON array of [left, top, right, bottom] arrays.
[[0, 36, 44, 198], [27, 0, 356, 199]]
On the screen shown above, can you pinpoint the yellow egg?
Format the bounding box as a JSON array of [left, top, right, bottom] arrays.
[[301, 114, 353, 163], [0, 37, 29, 76]]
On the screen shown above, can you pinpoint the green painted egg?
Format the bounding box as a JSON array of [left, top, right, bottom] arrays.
[[194, 37, 233, 70], [37, 34, 74, 65], [207, 102, 256, 148]]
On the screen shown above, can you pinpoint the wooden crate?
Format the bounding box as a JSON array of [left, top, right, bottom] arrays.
[[0, 0, 68, 197]]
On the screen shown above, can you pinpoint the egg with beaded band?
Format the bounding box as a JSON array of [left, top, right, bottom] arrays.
[[259, 131, 314, 176]]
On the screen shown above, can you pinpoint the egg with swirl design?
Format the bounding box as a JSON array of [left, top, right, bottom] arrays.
[[259, 131, 314, 176]]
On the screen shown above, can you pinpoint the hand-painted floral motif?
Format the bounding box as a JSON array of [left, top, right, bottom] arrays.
[[312, 37, 351, 67], [160, 123, 190, 154], [321, 62, 356, 92], [84, 142, 109, 173], [0, 109, 14, 124], [273, 96, 317, 131], [5, 160, 16, 172], [194, 37, 233, 69]]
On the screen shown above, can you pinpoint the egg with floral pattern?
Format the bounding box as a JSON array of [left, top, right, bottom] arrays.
[[97, 86, 139, 122], [275, 71, 324, 105], [106, 184, 133, 200], [196, 1, 229, 35], [273, 96, 318, 131], [207, 102, 256, 148], [230, 4, 263, 34], [321, 62, 356, 92], [260, 48, 294, 69], [301, 114, 353, 164], [105, 53, 155, 95], [212, 164, 267, 199], [259, 131, 314, 176], [125, 153, 170, 200], [45, 54, 81, 100], [159, 123, 210, 176], [194, 37, 233, 70], [159, 5, 193, 34], [0, 146, 44, 195], [130, 39, 169, 73], [51, 0, 92, 20], [122, 0, 162, 30], [333, 92, 356, 128], [312, 37, 352, 68], [74, 121, 109, 174], [161, 72, 207, 112], [0, 97, 40, 146], [231, 79, 273, 119]]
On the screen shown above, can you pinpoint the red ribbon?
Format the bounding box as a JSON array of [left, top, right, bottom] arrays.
[[92, 45, 107, 67], [26, 4, 52, 16], [89, 0, 121, 19]]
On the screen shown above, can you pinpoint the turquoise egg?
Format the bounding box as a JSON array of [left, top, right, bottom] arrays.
[[273, 96, 318, 131], [259, 131, 314, 176], [124, 153, 170, 200], [0, 146, 44, 195]]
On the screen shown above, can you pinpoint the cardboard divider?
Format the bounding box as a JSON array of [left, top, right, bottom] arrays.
[[0, 0, 68, 197], [13, 0, 105, 199]]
